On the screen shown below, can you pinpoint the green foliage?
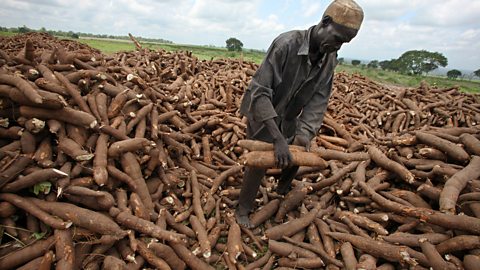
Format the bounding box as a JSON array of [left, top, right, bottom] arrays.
[[379, 60, 391, 70], [447, 69, 462, 79], [32, 231, 48, 240], [225, 37, 243, 52], [474, 69, 480, 78], [367, 60, 379, 69], [338, 57, 344, 65], [217, 236, 227, 244], [395, 50, 448, 75], [351, 60, 361, 66], [382, 59, 403, 72], [18, 25, 31, 33], [31, 181, 52, 195]]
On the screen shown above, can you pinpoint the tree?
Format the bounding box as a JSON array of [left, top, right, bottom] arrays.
[[338, 57, 344, 65], [367, 60, 379, 69], [351, 60, 361, 66], [378, 59, 402, 72], [18, 25, 31, 33], [395, 50, 447, 75], [447, 69, 462, 79], [226, 37, 243, 52], [379, 60, 391, 70], [474, 69, 480, 78]]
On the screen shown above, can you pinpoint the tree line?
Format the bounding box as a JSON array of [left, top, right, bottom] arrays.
[[340, 50, 480, 80], [0, 25, 173, 44]]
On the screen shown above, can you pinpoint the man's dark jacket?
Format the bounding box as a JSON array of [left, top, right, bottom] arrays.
[[240, 26, 337, 143]]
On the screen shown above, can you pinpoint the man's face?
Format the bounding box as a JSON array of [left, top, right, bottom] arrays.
[[311, 18, 358, 54]]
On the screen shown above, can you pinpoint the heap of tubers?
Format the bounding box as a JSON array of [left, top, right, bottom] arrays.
[[0, 32, 479, 270]]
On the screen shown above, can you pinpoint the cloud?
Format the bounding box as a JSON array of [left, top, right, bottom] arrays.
[[340, 10, 480, 69], [147, 0, 285, 48], [411, 0, 480, 27], [336, 0, 480, 70], [299, 0, 323, 18], [361, 0, 419, 21]]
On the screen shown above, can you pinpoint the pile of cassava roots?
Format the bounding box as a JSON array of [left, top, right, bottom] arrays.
[[0, 32, 479, 270]]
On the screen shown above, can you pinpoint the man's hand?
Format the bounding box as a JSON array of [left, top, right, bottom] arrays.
[[263, 118, 293, 168], [273, 136, 292, 168], [293, 134, 311, 151]]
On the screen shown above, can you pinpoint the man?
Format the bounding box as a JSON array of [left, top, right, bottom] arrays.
[[236, 0, 364, 228]]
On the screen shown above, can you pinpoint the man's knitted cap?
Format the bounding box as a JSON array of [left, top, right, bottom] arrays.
[[323, 0, 364, 30]]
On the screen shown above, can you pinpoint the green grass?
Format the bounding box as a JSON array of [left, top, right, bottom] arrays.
[[77, 37, 265, 63], [0, 31, 16, 37], [2, 31, 478, 93], [76, 37, 137, 53], [336, 64, 480, 93]]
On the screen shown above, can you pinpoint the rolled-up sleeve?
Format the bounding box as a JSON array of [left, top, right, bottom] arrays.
[[247, 45, 285, 122], [296, 74, 333, 140]]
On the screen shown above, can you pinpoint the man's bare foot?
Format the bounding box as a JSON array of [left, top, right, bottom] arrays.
[[235, 208, 253, 228]]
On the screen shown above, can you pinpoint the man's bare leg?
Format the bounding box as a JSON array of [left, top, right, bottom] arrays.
[[235, 166, 266, 228], [276, 166, 299, 195]]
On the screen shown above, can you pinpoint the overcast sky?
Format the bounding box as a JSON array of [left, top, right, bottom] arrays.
[[1, 0, 479, 71]]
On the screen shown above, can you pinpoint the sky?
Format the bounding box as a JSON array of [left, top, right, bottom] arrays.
[[1, 0, 479, 71]]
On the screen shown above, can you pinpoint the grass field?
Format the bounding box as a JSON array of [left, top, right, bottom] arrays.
[[0, 31, 17, 37], [77, 37, 266, 63], [336, 64, 480, 93], [1, 31, 478, 93]]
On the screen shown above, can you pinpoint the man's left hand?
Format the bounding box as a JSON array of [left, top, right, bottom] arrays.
[[292, 134, 311, 151]]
